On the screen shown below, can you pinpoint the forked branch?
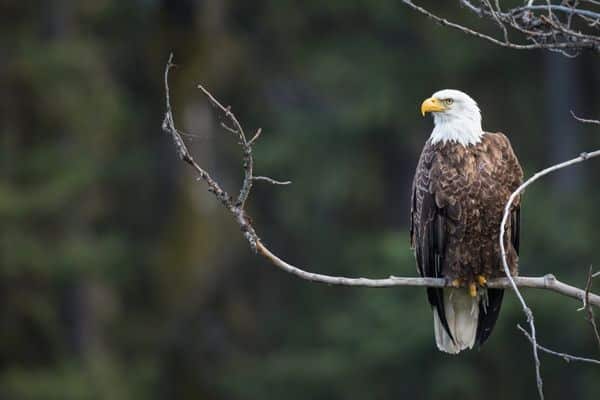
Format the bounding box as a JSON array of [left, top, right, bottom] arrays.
[[401, 1, 600, 57]]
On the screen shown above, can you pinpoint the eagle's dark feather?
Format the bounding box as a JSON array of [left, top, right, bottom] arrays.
[[410, 132, 523, 347]]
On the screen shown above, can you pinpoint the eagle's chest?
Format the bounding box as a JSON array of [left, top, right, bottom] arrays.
[[430, 145, 503, 227], [411, 133, 522, 282], [438, 147, 495, 189]]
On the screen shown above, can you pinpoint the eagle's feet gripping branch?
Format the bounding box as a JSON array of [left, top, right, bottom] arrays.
[[476, 275, 487, 286], [448, 275, 488, 297], [449, 278, 462, 288], [470, 275, 489, 297]]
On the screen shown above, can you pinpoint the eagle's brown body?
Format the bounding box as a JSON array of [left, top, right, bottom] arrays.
[[410, 132, 523, 348]]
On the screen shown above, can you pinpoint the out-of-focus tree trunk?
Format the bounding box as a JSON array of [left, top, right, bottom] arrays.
[[42, 0, 73, 39], [544, 53, 582, 193], [41, 1, 112, 366]]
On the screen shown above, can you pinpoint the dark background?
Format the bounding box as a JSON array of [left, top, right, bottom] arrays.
[[1, 1, 599, 399]]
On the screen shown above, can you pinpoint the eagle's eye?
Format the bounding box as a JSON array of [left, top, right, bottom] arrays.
[[443, 98, 454, 106]]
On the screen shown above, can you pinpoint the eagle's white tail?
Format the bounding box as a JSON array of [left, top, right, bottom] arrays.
[[433, 288, 479, 354]]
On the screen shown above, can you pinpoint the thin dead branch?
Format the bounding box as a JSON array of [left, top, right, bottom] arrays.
[[578, 266, 600, 351], [401, 1, 600, 56], [500, 146, 600, 399], [518, 325, 600, 365], [252, 176, 292, 185], [571, 111, 600, 125]]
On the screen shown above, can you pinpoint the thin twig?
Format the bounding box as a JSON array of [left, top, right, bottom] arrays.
[[197, 84, 255, 210], [220, 122, 239, 135], [249, 128, 262, 146], [518, 325, 600, 365], [579, 266, 600, 351], [252, 176, 292, 185], [483, 0, 510, 43], [571, 111, 600, 125], [407, 1, 600, 55], [402, 0, 582, 51], [514, 5, 600, 20]]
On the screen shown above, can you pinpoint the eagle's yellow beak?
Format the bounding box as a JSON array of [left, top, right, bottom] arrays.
[[421, 97, 446, 116]]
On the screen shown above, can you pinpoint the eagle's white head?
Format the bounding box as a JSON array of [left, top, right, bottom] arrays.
[[421, 89, 483, 146]]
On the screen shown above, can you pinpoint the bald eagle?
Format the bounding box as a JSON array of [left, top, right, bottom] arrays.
[[410, 89, 523, 354]]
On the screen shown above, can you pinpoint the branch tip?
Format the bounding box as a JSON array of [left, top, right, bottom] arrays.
[[249, 128, 262, 145], [253, 176, 292, 185]]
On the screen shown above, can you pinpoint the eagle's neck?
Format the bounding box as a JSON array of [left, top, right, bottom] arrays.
[[430, 111, 484, 146]]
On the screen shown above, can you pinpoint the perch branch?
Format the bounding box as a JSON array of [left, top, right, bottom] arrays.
[[162, 54, 600, 308], [258, 240, 600, 306]]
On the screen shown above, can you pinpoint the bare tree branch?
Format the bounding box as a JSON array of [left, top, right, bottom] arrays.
[[518, 325, 600, 365], [500, 147, 600, 399], [196, 83, 254, 210], [401, 1, 600, 56], [258, 239, 600, 304], [578, 266, 600, 351], [571, 110, 600, 125], [252, 176, 292, 185]]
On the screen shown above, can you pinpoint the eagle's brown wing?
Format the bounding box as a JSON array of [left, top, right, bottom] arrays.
[[475, 133, 523, 345], [410, 140, 455, 341], [475, 208, 519, 345]]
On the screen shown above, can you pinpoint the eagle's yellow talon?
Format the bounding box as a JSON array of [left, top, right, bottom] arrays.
[[476, 275, 487, 286], [469, 282, 477, 297], [451, 279, 462, 288]]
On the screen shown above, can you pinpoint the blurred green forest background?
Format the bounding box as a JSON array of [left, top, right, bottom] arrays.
[[1, 1, 599, 399]]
